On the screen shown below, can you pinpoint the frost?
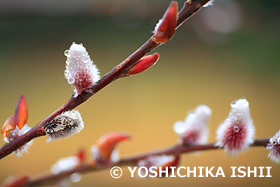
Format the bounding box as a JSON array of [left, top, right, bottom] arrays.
[[153, 19, 163, 35]]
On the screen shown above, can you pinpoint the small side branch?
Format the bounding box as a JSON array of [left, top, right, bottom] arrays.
[[26, 138, 269, 186]]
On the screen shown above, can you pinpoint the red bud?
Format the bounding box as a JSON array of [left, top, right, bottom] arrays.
[[96, 132, 130, 160], [14, 95, 28, 130], [127, 53, 159, 76], [75, 149, 86, 163], [2, 175, 28, 187], [1, 115, 16, 137], [159, 155, 180, 178], [153, 1, 178, 44], [161, 154, 180, 168]]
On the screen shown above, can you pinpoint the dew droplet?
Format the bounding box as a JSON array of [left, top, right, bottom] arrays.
[[231, 100, 237, 106], [82, 56, 89, 63], [64, 70, 69, 76], [266, 144, 273, 149], [64, 50, 70, 57], [70, 173, 82, 183], [173, 121, 187, 134], [68, 77, 75, 84], [233, 125, 239, 133], [277, 137, 280, 144]]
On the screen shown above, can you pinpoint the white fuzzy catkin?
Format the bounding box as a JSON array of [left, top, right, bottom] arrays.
[[216, 98, 255, 154], [51, 155, 83, 185], [3, 124, 33, 157], [44, 110, 84, 142], [267, 130, 280, 163], [51, 156, 80, 174], [64, 42, 100, 97], [173, 105, 212, 145]]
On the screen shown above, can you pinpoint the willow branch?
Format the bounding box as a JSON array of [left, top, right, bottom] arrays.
[[25, 138, 269, 186], [0, 0, 210, 160]]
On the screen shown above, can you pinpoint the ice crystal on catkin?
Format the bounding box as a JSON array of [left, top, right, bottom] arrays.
[[267, 130, 280, 163], [173, 105, 211, 145], [3, 125, 33, 157], [64, 42, 100, 97], [44, 110, 84, 141], [216, 98, 255, 154]]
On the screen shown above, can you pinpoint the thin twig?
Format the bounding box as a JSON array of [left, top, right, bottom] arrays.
[[0, 0, 210, 160], [26, 138, 269, 186]]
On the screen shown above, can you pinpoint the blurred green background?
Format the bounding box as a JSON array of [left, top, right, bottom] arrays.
[[0, 0, 280, 186]]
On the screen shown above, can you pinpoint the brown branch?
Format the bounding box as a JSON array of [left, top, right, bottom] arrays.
[[25, 138, 269, 186], [177, 0, 210, 27], [0, 0, 211, 160]]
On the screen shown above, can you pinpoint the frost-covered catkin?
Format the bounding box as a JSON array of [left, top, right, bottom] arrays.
[[267, 130, 280, 163], [216, 98, 255, 155], [64, 43, 100, 97], [173, 105, 211, 145], [44, 110, 84, 142]]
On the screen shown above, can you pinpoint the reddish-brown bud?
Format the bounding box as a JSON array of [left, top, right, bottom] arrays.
[[96, 132, 130, 160], [1, 95, 28, 137], [160, 154, 180, 169], [2, 175, 28, 187], [153, 1, 178, 44], [138, 154, 181, 178], [1, 115, 16, 137], [75, 149, 86, 163], [127, 53, 160, 76], [14, 95, 28, 130]]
